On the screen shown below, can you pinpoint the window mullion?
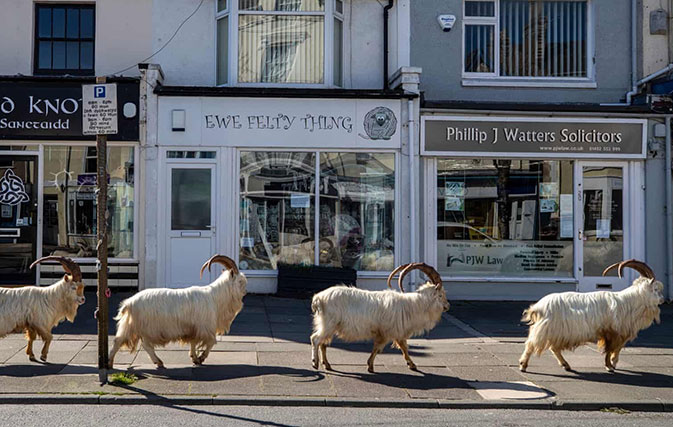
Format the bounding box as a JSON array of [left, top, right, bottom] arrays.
[[314, 151, 320, 266]]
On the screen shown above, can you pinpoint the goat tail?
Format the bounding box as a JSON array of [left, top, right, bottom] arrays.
[[521, 307, 541, 325], [113, 301, 139, 352], [311, 295, 323, 315]]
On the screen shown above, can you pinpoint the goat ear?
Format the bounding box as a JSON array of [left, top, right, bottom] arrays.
[[434, 283, 442, 291]]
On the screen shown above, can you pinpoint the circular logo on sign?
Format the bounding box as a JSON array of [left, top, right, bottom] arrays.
[[362, 107, 397, 140], [0, 169, 30, 206]]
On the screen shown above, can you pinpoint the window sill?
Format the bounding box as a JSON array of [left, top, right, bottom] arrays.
[[461, 78, 597, 89], [440, 275, 577, 284]]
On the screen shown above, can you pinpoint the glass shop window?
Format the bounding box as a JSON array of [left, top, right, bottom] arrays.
[[239, 151, 396, 271], [437, 159, 573, 277], [42, 146, 135, 259]]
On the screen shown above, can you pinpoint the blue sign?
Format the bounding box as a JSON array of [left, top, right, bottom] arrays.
[[94, 86, 106, 98]]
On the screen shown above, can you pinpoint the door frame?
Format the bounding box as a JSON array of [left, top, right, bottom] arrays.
[[0, 148, 42, 284], [159, 149, 220, 287], [574, 160, 644, 292]]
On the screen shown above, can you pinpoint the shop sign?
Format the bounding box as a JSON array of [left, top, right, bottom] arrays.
[[82, 84, 118, 135], [437, 240, 574, 276], [0, 80, 138, 140], [422, 116, 647, 158], [159, 97, 401, 149]]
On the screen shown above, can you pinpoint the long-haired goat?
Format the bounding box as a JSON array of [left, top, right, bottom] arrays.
[[311, 263, 449, 373], [519, 259, 664, 373], [0, 257, 85, 362], [108, 255, 246, 369]]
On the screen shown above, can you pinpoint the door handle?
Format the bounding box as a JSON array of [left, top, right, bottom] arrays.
[[578, 229, 583, 240]]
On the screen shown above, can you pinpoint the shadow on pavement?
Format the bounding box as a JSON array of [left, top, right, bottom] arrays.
[[523, 368, 673, 387], [122, 364, 326, 383]]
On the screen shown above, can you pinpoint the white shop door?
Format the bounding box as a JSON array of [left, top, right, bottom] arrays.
[[575, 162, 631, 292], [165, 163, 217, 288]]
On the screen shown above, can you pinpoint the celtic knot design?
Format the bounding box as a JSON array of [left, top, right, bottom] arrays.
[[0, 169, 30, 206]]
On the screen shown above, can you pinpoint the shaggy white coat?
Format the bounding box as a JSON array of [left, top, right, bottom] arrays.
[[108, 270, 246, 368], [519, 276, 664, 372], [311, 283, 449, 372], [0, 277, 85, 361]]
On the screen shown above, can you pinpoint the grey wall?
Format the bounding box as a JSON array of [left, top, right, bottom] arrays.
[[411, 0, 632, 103]]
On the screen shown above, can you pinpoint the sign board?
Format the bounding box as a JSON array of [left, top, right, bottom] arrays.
[[82, 83, 118, 135], [0, 80, 138, 140], [158, 97, 402, 149], [422, 116, 647, 159]]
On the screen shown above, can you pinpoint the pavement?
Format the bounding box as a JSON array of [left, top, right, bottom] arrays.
[[1, 291, 672, 411]]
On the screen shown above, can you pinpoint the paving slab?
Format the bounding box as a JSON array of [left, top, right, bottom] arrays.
[[468, 381, 553, 400]]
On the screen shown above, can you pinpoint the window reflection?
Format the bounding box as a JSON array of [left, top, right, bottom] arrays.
[[42, 146, 135, 258], [239, 152, 315, 270], [239, 151, 396, 271], [320, 153, 395, 271], [437, 159, 573, 277]]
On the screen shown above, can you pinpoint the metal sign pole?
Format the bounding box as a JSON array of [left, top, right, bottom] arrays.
[[95, 76, 109, 384]]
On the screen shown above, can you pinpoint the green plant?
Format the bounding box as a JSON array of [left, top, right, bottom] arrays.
[[109, 372, 138, 386]]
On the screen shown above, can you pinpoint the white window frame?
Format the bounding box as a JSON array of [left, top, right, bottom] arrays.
[[215, 0, 344, 88], [461, 0, 595, 88]]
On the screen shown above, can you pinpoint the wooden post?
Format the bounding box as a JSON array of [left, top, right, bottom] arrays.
[[95, 75, 109, 384]]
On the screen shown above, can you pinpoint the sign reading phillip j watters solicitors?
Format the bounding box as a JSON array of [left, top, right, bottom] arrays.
[[422, 116, 647, 158]]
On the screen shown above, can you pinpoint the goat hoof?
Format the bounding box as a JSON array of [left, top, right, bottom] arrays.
[[40, 355, 47, 362], [311, 361, 319, 370], [408, 364, 417, 371], [563, 365, 572, 372], [323, 363, 332, 371], [28, 355, 37, 362], [156, 363, 165, 369], [606, 367, 615, 373], [367, 366, 375, 373]]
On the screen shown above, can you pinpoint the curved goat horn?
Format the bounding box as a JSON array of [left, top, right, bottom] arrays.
[[602, 261, 622, 278], [30, 256, 82, 282], [398, 263, 442, 292], [386, 263, 411, 291], [620, 259, 655, 280], [603, 259, 655, 280], [200, 255, 239, 279]]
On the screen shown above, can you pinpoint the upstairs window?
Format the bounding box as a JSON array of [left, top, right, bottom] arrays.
[[217, 0, 343, 86], [463, 0, 589, 79], [35, 4, 95, 75]]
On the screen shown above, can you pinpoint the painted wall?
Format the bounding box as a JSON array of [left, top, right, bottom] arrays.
[[642, 0, 672, 76], [0, 0, 152, 77], [411, 0, 633, 103]]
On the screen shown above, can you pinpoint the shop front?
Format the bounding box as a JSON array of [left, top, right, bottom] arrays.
[[150, 90, 407, 293], [421, 114, 648, 300], [0, 77, 140, 287]]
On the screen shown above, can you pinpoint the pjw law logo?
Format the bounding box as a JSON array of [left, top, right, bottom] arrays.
[[0, 169, 29, 206]]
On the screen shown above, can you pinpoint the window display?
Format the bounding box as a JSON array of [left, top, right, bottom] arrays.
[[42, 146, 135, 259], [239, 151, 396, 271], [437, 159, 573, 277]]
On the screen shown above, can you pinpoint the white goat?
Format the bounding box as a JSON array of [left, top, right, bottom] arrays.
[[0, 257, 85, 362], [519, 259, 664, 373], [108, 255, 246, 368], [311, 263, 449, 373]]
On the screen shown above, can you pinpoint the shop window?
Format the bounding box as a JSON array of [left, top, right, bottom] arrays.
[[217, 0, 343, 86], [34, 4, 95, 76], [437, 159, 573, 277], [463, 0, 589, 79], [239, 151, 395, 271], [320, 153, 395, 271], [41, 146, 135, 259], [239, 152, 316, 270]]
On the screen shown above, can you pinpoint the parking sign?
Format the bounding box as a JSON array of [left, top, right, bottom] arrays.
[[82, 83, 118, 135]]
